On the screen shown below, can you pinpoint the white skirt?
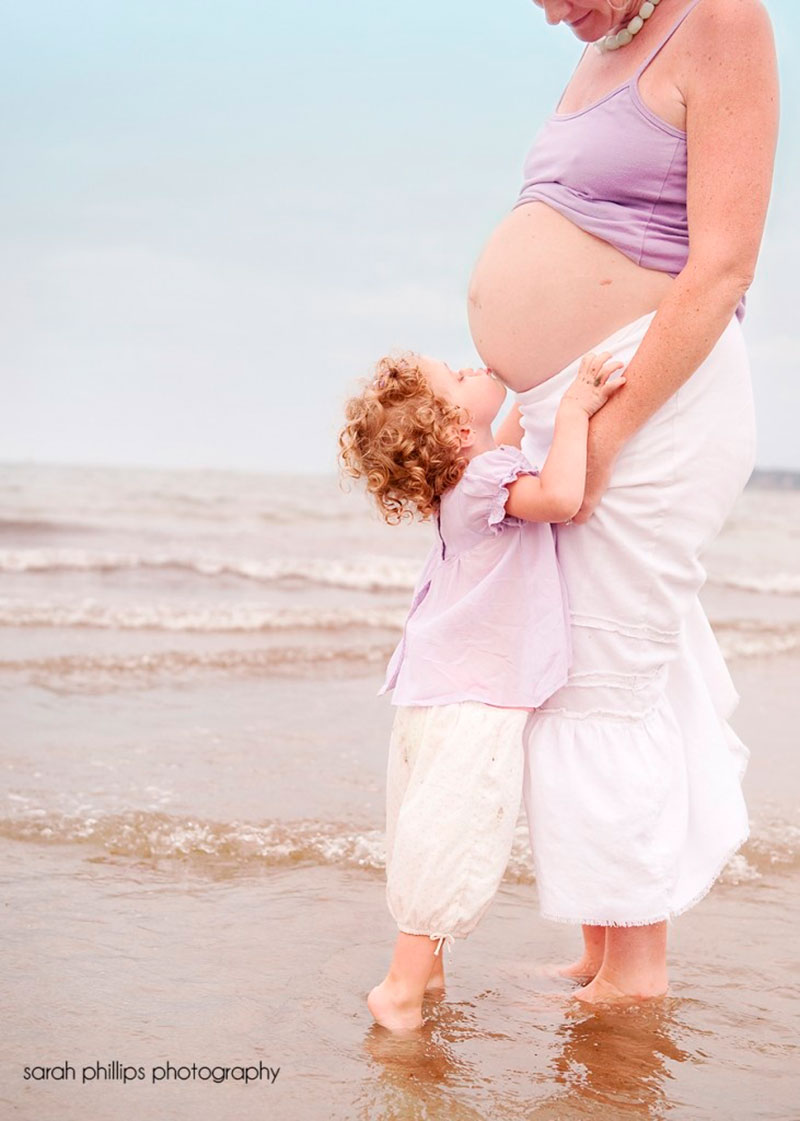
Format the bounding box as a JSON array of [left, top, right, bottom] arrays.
[[518, 310, 755, 926]]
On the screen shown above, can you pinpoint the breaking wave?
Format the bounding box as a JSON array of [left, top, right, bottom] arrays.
[[0, 549, 420, 591], [1, 807, 796, 887], [0, 598, 405, 633]]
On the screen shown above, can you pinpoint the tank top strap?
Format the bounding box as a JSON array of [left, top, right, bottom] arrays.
[[634, 0, 706, 78]]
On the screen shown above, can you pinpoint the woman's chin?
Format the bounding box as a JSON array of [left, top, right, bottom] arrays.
[[566, 12, 607, 41], [571, 26, 603, 43]]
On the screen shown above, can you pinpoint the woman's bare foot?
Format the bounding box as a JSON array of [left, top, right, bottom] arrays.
[[555, 955, 604, 983], [367, 980, 423, 1032], [571, 921, 668, 1004], [555, 925, 606, 982], [572, 971, 668, 1005]]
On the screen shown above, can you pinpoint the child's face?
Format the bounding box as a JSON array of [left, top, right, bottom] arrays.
[[418, 356, 507, 430]]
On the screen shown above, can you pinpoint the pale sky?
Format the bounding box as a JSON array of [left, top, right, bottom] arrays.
[[3, 0, 798, 472]]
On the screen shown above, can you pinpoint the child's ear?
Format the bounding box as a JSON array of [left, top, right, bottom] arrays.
[[458, 425, 476, 449]]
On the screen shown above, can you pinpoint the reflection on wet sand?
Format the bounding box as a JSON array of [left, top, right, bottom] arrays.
[[543, 999, 693, 1119], [361, 993, 695, 1121], [361, 998, 489, 1121]]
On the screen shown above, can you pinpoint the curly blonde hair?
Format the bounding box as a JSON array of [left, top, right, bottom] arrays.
[[338, 354, 469, 523]]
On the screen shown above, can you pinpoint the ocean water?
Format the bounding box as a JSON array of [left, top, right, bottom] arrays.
[[2, 462, 799, 1121]]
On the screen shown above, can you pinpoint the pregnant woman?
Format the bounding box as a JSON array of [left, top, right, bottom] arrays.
[[468, 0, 778, 1002]]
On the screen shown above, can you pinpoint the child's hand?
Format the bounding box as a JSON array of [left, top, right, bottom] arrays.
[[561, 352, 626, 418]]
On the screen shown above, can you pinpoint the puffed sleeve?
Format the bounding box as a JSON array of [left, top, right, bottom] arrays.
[[458, 445, 539, 536]]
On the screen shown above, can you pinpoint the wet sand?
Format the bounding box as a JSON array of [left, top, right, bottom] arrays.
[[3, 661, 800, 1121], [3, 840, 799, 1121]]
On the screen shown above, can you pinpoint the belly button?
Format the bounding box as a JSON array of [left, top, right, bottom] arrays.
[[599, 278, 613, 287]]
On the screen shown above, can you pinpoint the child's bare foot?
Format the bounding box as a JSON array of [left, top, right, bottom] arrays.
[[367, 980, 424, 1033], [572, 972, 668, 1005]]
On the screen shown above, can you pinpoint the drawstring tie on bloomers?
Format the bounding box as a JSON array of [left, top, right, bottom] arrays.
[[431, 933, 455, 956]]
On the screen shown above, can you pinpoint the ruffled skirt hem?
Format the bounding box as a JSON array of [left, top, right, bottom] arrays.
[[536, 825, 750, 928]]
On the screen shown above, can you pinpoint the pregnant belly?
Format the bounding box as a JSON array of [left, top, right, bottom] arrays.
[[468, 203, 674, 392]]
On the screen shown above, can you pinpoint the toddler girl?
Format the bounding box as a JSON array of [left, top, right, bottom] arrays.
[[339, 348, 624, 1032]]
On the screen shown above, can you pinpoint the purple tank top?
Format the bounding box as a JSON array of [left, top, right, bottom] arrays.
[[515, 0, 745, 322]]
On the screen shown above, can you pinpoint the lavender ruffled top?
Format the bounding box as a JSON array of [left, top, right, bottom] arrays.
[[379, 445, 571, 709]]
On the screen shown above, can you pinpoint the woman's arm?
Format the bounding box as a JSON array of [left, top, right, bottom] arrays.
[[575, 0, 779, 523]]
